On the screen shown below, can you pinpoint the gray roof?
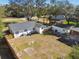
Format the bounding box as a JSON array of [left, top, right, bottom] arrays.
[[54, 24, 72, 29], [8, 21, 47, 33], [8, 21, 36, 33], [71, 27, 79, 32], [35, 23, 47, 28], [51, 15, 65, 21]]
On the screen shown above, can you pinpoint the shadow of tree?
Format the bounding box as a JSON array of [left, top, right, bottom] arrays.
[[57, 37, 79, 47], [0, 38, 15, 59]]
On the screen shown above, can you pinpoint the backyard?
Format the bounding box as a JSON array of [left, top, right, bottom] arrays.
[[0, 0, 79, 59], [5, 34, 72, 59]]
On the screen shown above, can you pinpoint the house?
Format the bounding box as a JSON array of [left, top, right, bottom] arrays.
[[50, 15, 65, 20], [55, 15, 65, 20], [70, 27, 79, 40], [49, 15, 66, 24], [8, 21, 49, 38], [52, 24, 71, 34]]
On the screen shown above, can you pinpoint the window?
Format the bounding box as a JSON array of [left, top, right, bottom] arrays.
[[55, 30, 57, 33], [24, 29, 27, 31]]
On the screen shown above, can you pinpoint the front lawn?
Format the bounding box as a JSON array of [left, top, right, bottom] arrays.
[[63, 21, 79, 27], [2, 18, 27, 32], [2, 18, 26, 23], [64, 21, 76, 25]]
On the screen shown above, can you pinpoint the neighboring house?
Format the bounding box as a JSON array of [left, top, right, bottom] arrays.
[[55, 15, 65, 20], [70, 27, 79, 40], [51, 15, 65, 21], [52, 24, 71, 34], [49, 15, 66, 24], [8, 21, 49, 38]]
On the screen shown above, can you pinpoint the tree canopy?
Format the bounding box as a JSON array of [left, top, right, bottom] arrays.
[[0, 18, 4, 39]]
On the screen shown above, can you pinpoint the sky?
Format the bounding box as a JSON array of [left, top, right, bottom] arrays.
[[0, 0, 9, 5], [0, 0, 79, 5], [69, 0, 79, 5]]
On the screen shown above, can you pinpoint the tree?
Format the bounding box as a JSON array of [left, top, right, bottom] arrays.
[[61, 0, 75, 25], [75, 5, 79, 17], [50, 0, 57, 6], [5, 3, 25, 17], [0, 18, 4, 39], [0, 5, 6, 17], [35, 0, 47, 17], [48, 0, 67, 24], [7, 0, 35, 18], [49, 0, 57, 15]]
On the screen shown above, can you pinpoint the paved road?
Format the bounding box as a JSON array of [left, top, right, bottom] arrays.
[[0, 39, 15, 59]]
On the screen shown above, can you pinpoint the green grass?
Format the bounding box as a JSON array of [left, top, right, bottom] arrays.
[[64, 21, 77, 25], [63, 21, 79, 27], [2, 18, 26, 23], [22, 54, 31, 59], [6, 34, 72, 59], [13, 43, 30, 52], [13, 41, 42, 52], [1, 18, 27, 32]]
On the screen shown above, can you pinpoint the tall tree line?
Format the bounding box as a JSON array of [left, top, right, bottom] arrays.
[[4, 0, 79, 19], [5, 0, 47, 17], [5, 0, 65, 17]]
